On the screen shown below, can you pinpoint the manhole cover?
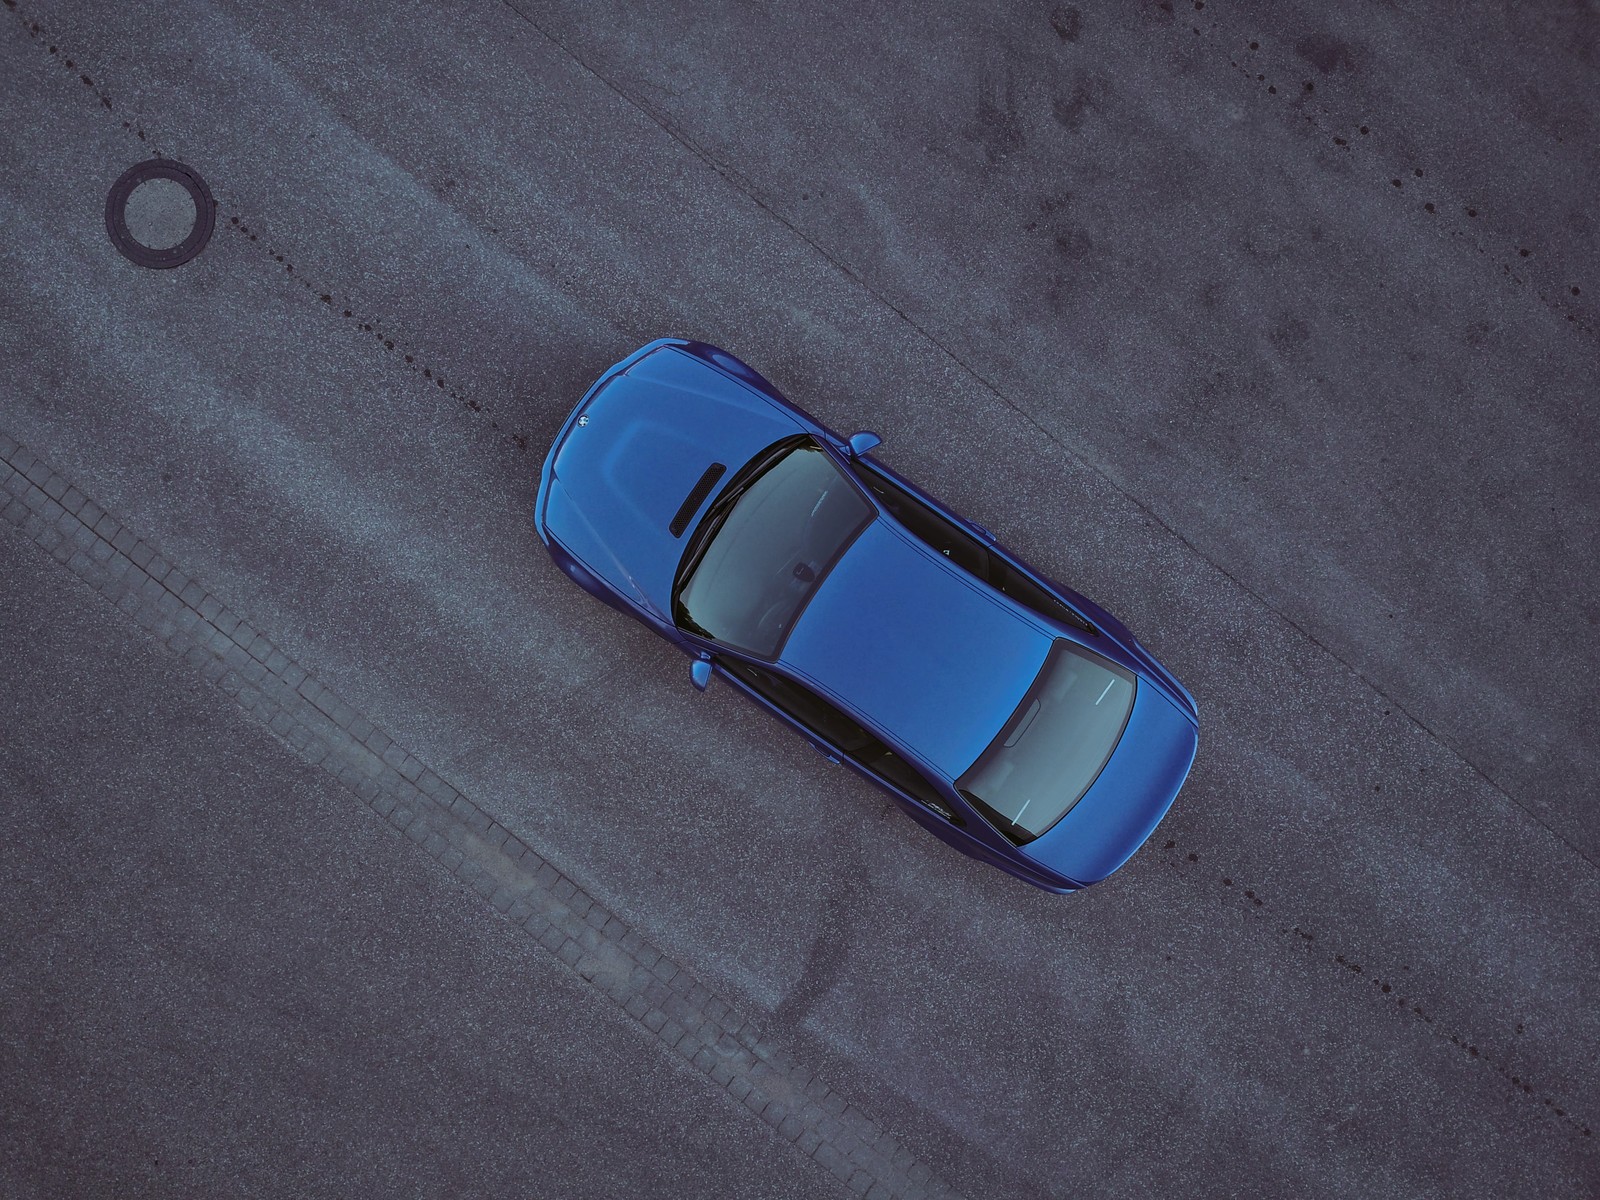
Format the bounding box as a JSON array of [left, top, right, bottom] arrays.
[[105, 159, 215, 269]]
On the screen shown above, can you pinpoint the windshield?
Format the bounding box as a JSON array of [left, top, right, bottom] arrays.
[[957, 640, 1136, 843], [673, 438, 873, 658]]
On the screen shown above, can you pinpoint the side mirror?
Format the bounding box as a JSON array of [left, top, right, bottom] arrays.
[[846, 431, 882, 458], [690, 656, 713, 691]]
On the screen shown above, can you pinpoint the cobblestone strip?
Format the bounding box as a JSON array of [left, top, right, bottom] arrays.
[[0, 432, 961, 1200]]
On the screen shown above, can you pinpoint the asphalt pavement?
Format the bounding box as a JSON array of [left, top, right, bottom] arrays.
[[1, 1, 1595, 1197]]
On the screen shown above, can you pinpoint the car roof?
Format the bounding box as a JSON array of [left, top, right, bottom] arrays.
[[778, 518, 1054, 781]]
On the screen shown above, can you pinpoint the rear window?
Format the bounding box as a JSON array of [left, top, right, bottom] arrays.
[[957, 640, 1135, 843]]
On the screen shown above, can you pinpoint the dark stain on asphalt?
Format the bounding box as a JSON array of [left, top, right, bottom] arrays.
[[1051, 78, 1108, 132], [770, 810, 887, 1037], [1160, 834, 1593, 1142], [1267, 314, 1310, 354], [1050, 5, 1082, 43], [966, 63, 1027, 165], [1199, 15, 1590, 337], [1294, 31, 1357, 74]]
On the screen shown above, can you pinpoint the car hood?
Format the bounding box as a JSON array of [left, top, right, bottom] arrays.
[[543, 347, 805, 615], [1021, 684, 1198, 885], [780, 521, 1054, 779]]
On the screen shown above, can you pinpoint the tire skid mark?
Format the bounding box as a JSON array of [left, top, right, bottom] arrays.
[[216, 214, 530, 454], [1138, 2, 1593, 337], [4, 0, 532, 457], [1160, 835, 1594, 1143]]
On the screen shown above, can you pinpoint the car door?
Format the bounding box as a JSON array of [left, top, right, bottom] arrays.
[[712, 655, 965, 827]]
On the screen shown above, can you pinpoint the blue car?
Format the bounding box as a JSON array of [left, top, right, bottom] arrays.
[[535, 339, 1198, 892]]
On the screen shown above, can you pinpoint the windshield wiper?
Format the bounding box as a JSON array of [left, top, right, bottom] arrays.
[[672, 435, 808, 598], [958, 789, 1037, 846]]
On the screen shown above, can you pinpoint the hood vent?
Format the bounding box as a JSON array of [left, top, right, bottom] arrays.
[[670, 463, 727, 537]]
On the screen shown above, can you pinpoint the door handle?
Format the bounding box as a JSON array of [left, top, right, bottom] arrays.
[[812, 742, 842, 765]]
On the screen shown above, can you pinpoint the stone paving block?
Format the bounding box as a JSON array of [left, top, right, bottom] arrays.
[[810, 1146, 850, 1183]]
